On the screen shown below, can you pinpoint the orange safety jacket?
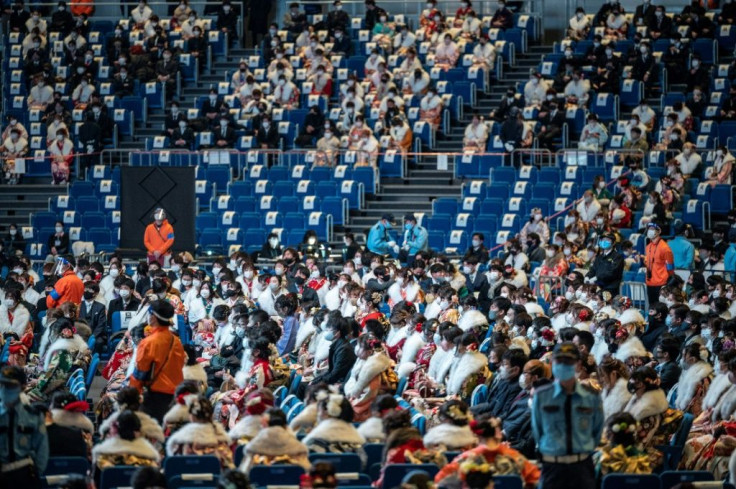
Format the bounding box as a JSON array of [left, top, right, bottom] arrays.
[[46, 269, 84, 309], [143, 220, 175, 256], [129, 325, 186, 395]]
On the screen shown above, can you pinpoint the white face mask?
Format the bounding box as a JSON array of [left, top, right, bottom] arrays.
[[647, 229, 657, 240], [200, 289, 210, 299], [55, 226, 63, 233], [270, 282, 280, 291]]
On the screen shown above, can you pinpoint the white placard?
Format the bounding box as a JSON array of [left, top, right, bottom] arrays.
[[438, 154, 448, 170]]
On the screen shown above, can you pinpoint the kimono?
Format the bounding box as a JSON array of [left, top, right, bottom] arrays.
[[407, 342, 437, 396], [396, 332, 427, 379], [92, 436, 160, 485], [28, 335, 90, 402], [239, 426, 310, 473], [601, 377, 633, 420], [228, 414, 265, 445], [48, 138, 74, 184], [52, 408, 94, 455], [357, 416, 386, 443], [670, 362, 713, 417], [445, 350, 490, 399], [436, 443, 540, 488], [595, 444, 651, 479], [682, 374, 736, 475], [303, 418, 367, 466], [100, 409, 165, 447], [378, 427, 446, 487], [385, 325, 409, 362], [344, 351, 395, 421], [624, 389, 683, 468], [162, 402, 191, 437], [0, 303, 31, 336], [289, 403, 318, 434], [423, 423, 478, 451], [166, 421, 235, 469], [387, 282, 424, 309]]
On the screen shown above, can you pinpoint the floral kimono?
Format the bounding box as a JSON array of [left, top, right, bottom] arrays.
[[166, 421, 235, 469], [377, 427, 446, 487], [625, 389, 683, 468], [436, 444, 540, 488], [595, 444, 651, 479], [408, 342, 437, 396], [92, 436, 160, 487], [239, 425, 310, 473], [344, 350, 396, 421], [28, 335, 90, 402], [445, 349, 490, 400]]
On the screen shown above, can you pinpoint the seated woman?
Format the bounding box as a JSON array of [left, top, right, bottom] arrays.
[[166, 395, 234, 469], [92, 411, 161, 487], [445, 332, 490, 399], [290, 382, 329, 435], [624, 366, 683, 468], [344, 334, 394, 422], [435, 415, 539, 488], [423, 399, 478, 451], [388, 117, 412, 156], [682, 350, 736, 475], [377, 409, 446, 487], [50, 391, 94, 453], [100, 387, 165, 449], [594, 412, 651, 481], [162, 381, 201, 437], [598, 357, 632, 421], [302, 392, 367, 465], [434, 33, 459, 71], [239, 407, 310, 473], [670, 343, 713, 417], [228, 389, 275, 445], [357, 394, 399, 443], [48, 128, 74, 185], [0, 289, 32, 337], [419, 87, 444, 130], [27, 317, 90, 402]]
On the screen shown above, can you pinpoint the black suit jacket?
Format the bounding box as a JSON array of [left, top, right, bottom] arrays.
[[648, 14, 673, 37], [287, 282, 319, 304], [634, 3, 656, 26], [80, 300, 107, 339], [311, 337, 356, 385], [214, 125, 237, 147], [112, 75, 134, 97], [464, 272, 491, 312], [48, 424, 88, 458], [539, 109, 565, 130], [171, 127, 195, 148], [107, 296, 141, 324], [256, 125, 279, 148], [658, 360, 681, 394], [79, 121, 101, 152]]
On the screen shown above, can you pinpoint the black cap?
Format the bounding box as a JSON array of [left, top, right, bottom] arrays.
[[404, 213, 416, 223], [0, 365, 26, 387], [673, 219, 685, 235], [553, 342, 581, 361], [149, 300, 175, 325], [381, 213, 394, 222], [599, 232, 615, 242]]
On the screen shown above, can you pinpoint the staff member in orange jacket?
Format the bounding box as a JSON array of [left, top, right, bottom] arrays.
[[645, 222, 675, 306], [46, 256, 84, 309], [144, 208, 175, 266], [129, 300, 186, 423]]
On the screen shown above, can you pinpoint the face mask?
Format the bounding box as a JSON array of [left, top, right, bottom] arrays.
[[9, 229, 17, 236], [3, 298, 15, 308], [546, 249, 555, 258], [274, 267, 284, 276], [83, 291, 95, 300], [647, 229, 657, 240], [324, 330, 335, 341], [488, 310, 498, 320], [269, 238, 279, 247], [680, 358, 691, 370], [200, 289, 210, 299], [55, 226, 63, 233], [270, 282, 280, 291], [702, 328, 712, 341], [552, 363, 576, 381], [56, 135, 64, 142], [440, 300, 450, 310]]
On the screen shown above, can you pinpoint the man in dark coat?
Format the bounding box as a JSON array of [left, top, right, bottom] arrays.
[[79, 282, 107, 353], [78, 112, 101, 178], [247, 0, 272, 47], [503, 360, 549, 458], [585, 232, 624, 295], [472, 349, 527, 419], [310, 316, 356, 386], [107, 277, 141, 325]]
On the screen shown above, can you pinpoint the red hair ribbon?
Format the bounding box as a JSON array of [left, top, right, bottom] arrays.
[[415, 322, 424, 333], [64, 400, 89, 413]]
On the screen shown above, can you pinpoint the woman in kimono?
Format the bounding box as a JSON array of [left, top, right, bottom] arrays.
[[227, 389, 274, 445], [387, 268, 424, 309], [165, 395, 234, 469], [302, 392, 367, 465], [99, 387, 165, 450], [445, 332, 490, 400], [344, 334, 395, 422], [239, 407, 310, 473], [599, 357, 633, 420], [423, 400, 478, 451], [92, 411, 160, 488], [670, 343, 713, 417]]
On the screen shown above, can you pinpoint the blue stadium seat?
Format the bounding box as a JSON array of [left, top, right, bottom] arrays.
[[164, 456, 221, 480], [432, 198, 458, 216], [44, 457, 90, 486], [99, 465, 139, 489], [249, 466, 305, 489], [427, 230, 445, 250], [381, 465, 439, 489], [591, 93, 618, 122], [600, 474, 661, 489]]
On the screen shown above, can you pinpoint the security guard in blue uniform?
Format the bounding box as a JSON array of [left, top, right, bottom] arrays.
[[531, 342, 603, 489], [0, 365, 49, 489]]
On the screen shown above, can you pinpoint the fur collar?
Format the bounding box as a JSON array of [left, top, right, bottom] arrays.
[[100, 410, 165, 442], [614, 336, 647, 362], [446, 351, 487, 396], [357, 416, 385, 441], [716, 384, 736, 422], [450, 273, 466, 291], [52, 409, 94, 433], [601, 378, 632, 419], [324, 287, 341, 311], [228, 414, 264, 441], [166, 421, 229, 455], [93, 436, 161, 461], [400, 333, 426, 366], [245, 426, 308, 456], [45, 336, 88, 369], [302, 418, 365, 445], [314, 335, 333, 365], [675, 362, 713, 411], [424, 300, 441, 320], [183, 364, 208, 386], [618, 309, 645, 326], [344, 352, 392, 398], [295, 320, 316, 350], [625, 389, 669, 420], [235, 347, 254, 388], [423, 423, 477, 449], [163, 404, 190, 427], [0, 304, 30, 337], [592, 337, 610, 364], [289, 403, 317, 432], [458, 310, 488, 332], [703, 373, 733, 410], [428, 348, 454, 384], [386, 327, 409, 347]]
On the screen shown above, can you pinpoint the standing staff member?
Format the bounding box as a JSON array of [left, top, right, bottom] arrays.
[[129, 300, 186, 423], [531, 342, 603, 489], [46, 255, 83, 309], [644, 222, 674, 306], [0, 365, 49, 488], [143, 208, 175, 266]]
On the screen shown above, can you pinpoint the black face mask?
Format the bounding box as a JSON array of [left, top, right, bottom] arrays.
[[294, 276, 306, 286], [488, 362, 499, 373], [608, 342, 619, 353], [224, 289, 237, 298], [83, 291, 95, 300]]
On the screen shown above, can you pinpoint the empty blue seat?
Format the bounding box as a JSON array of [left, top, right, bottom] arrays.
[[164, 455, 221, 480], [283, 212, 305, 230], [601, 474, 661, 489], [44, 457, 90, 486], [249, 465, 306, 488], [381, 465, 440, 489], [426, 214, 452, 233], [432, 198, 458, 216]]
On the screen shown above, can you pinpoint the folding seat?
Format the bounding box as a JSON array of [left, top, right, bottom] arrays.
[[590, 93, 618, 123], [499, 213, 521, 233], [321, 197, 347, 226], [339, 180, 363, 209], [490, 166, 516, 185], [426, 214, 452, 233], [218, 211, 240, 229], [210, 195, 233, 213], [480, 199, 505, 216], [445, 230, 468, 252], [460, 197, 480, 216], [511, 181, 532, 200], [432, 198, 458, 216], [305, 211, 332, 241], [455, 152, 481, 179], [273, 181, 295, 198], [506, 197, 526, 216], [619, 79, 643, 108], [81, 212, 106, 229], [473, 215, 497, 238], [50, 195, 73, 213], [262, 211, 284, 229], [228, 181, 252, 199], [196, 212, 218, 229]]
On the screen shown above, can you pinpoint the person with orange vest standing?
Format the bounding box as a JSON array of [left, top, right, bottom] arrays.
[[645, 222, 675, 306], [129, 300, 186, 423], [46, 256, 84, 309], [144, 208, 175, 267]]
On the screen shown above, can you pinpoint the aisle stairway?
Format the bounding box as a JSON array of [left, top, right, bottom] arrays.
[[0, 179, 67, 231]]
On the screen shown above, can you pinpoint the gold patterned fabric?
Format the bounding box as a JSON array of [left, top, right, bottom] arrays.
[[597, 445, 652, 476]]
